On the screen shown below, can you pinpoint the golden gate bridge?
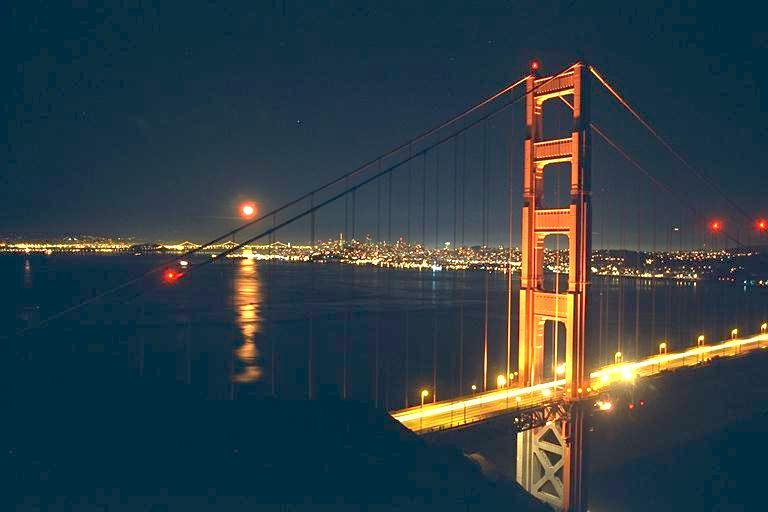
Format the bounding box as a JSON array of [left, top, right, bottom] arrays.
[[15, 60, 768, 511]]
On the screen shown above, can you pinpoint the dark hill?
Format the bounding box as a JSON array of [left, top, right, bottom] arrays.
[[4, 368, 549, 511]]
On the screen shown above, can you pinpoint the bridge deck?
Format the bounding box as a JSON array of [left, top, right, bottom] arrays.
[[391, 332, 768, 433]]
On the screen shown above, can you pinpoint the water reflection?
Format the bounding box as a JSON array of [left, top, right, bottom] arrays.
[[23, 258, 32, 288], [232, 258, 263, 383]]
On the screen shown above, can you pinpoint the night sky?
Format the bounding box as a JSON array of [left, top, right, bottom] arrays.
[[4, 2, 766, 244]]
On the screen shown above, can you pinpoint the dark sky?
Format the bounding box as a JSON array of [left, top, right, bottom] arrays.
[[4, 1, 766, 244]]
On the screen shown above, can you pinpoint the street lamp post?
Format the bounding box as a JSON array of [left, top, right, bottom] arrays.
[[420, 389, 429, 430], [697, 334, 705, 362], [658, 341, 667, 372], [761, 323, 767, 349], [614, 351, 623, 364], [731, 328, 739, 355]]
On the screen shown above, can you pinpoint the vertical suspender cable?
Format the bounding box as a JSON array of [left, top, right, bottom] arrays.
[[462, 133, 467, 247], [344, 178, 349, 240], [422, 153, 427, 245], [407, 145, 412, 243], [482, 121, 489, 391], [433, 306, 438, 402], [351, 188, 356, 241], [343, 311, 349, 399], [453, 137, 458, 249], [375, 308, 380, 407], [310, 193, 316, 247], [635, 195, 641, 359], [377, 162, 382, 241], [506, 107, 514, 382], [388, 172, 393, 242], [651, 193, 657, 353], [435, 149, 440, 248], [404, 309, 410, 407]]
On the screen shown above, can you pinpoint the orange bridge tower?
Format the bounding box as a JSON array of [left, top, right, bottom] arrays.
[[516, 61, 591, 512]]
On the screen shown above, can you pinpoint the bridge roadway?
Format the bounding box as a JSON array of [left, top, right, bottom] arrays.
[[391, 331, 768, 433]]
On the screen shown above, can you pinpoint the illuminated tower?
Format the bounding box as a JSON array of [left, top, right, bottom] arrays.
[[516, 62, 591, 511]]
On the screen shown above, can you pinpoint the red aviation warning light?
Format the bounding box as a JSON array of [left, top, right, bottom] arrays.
[[709, 220, 722, 233], [240, 202, 256, 219], [757, 219, 767, 232], [163, 269, 181, 283], [530, 59, 541, 74]]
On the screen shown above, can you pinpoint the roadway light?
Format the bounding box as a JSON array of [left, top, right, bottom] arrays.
[[496, 374, 507, 388], [614, 351, 623, 364], [556, 364, 566, 376], [659, 342, 667, 355], [471, 384, 477, 393], [596, 400, 612, 411], [419, 389, 430, 430], [697, 334, 705, 347], [731, 328, 738, 340], [761, 323, 767, 334]]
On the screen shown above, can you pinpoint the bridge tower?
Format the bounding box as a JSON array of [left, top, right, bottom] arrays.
[[516, 62, 591, 511]]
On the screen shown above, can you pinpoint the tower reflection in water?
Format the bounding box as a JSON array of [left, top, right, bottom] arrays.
[[232, 258, 263, 383]]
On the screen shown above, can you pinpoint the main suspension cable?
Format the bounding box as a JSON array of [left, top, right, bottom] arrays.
[[589, 65, 754, 225]]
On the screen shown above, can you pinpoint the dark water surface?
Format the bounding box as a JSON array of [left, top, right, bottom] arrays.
[[4, 254, 768, 509], [6, 254, 768, 405]]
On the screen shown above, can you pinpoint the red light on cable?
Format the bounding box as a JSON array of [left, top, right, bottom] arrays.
[[628, 403, 635, 410], [709, 220, 722, 233], [163, 270, 180, 283], [757, 219, 767, 232], [639, 400, 645, 406]]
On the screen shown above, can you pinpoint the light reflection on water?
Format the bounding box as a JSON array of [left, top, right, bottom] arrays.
[[232, 258, 263, 383]]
